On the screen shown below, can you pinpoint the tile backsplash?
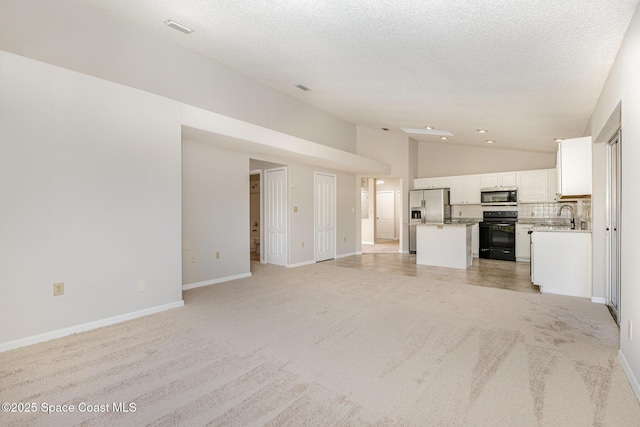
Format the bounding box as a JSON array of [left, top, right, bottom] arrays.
[[453, 199, 591, 226]]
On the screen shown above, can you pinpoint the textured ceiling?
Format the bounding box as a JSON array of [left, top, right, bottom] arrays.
[[84, 0, 638, 153]]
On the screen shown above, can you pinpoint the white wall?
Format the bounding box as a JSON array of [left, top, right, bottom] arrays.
[[288, 164, 358, 264], [182, 140, 250, 285], [417, 142, 556, 177], [0, 51, 183, 345], [590, 4, 640, 398], [0, 0, 356, 153]]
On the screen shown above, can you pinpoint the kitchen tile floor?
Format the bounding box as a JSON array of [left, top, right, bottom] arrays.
[[251, 250, 537, 294], [361, 239, 400, 254], [330, 254, 539, 294]]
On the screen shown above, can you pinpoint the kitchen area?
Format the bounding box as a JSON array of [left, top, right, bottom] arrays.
[[410, 136, 593, 300]]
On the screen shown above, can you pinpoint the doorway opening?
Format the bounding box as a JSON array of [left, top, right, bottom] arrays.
[[361, 177, 402, 254], [249, 159, 287, 267], [249, 171, 261, 262], [606, 129, 621, 324]]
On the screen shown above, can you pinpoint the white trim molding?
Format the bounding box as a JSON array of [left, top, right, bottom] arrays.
[[619, 349, 640, 403], [182, 272, 252, 290], [0, 301, 184, 353], [591, 297, 607, 304], [286, 260, 316, 268]]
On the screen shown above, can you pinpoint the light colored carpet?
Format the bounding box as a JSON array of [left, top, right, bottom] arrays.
[[2, 260, 640, 426]]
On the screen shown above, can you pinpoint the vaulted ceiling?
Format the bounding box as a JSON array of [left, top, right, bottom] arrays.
[[84, 0, 638, 153]]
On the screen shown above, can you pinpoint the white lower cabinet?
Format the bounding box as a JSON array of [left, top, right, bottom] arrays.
[[531, 231, 592, 298], [516, 224, 532, 261]]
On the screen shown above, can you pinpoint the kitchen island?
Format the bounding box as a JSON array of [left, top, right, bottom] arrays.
[[416, 223, 473, 269]]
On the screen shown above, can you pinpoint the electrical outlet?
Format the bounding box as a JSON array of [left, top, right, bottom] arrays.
[[137, 280, 146, 293], [216, 251, 221, 259], [190, 255, 196, 263], [629, 320, 633, 341], [53, 282, 64, 296], [293, 206, 298, 213]]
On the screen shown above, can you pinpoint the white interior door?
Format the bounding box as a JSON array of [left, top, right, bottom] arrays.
[[315, 172, 336, 262], [265, 167, 287, 266], [376, 191, 395, 240]]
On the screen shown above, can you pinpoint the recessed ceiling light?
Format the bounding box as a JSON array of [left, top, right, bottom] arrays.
[[425, 126, 434, 130], [164, 19, 194, 34], [477, 129, 488, 133], [554, 138, 565, 142], [485, 140, 495, 144], [441, 136, 448, 140], [294, 84, 311, 91]]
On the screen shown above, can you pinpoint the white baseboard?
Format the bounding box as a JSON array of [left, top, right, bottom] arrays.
[[0, 300, 184, 353], [361, 241, 374, 245], [591, 297, 607, 304], [286, 260, 316, 268], [337, 252, 357, 259], [619, 349, 640, 403], [182, 272, 252, 290], [356, 251, 363, 255]]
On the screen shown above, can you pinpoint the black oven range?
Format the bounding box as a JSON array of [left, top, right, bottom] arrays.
[[479, 211, 517, 261]]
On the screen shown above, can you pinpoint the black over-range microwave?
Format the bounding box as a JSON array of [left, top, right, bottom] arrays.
[[480, 187, 518, 206]]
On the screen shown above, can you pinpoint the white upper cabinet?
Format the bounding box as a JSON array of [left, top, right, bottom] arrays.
[[546, 168, 557, 202], [480, 174, 498, 189], [556, 136, 592, 198], [498, 172, 517, 187], [414, 178, 431, 189], [480, 172, 516, 189], [451, 175, 481, 204], [466, 176, 482, 204], [417, 168, 557, 204], [414, 177, 452, 189], [431, 177, 452, 189], [517, 170, 548, 203]]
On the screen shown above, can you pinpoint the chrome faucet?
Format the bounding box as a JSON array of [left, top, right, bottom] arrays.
[[558, 205, 576, 229]]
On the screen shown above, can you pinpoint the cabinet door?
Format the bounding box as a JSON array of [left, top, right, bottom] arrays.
[[558, 137, 592, 196], [546, 169, 557, 202], [414, 178, 432, 189], [516, 224, 532, 260], [517, 170, 547, 203], [498, 172, 517, 187], [480, 174, 498, 189], [431, 177, 452, 189], [450, 177, 467, 204], [466, 176, 482, 204]]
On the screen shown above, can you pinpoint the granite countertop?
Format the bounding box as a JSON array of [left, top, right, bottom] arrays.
[[531, 225, 591, 233], [451, 218, 481, 224], [419, 222, 473, 227]]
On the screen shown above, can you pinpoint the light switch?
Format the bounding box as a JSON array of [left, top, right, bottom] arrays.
[[293, 206, 298, 212]]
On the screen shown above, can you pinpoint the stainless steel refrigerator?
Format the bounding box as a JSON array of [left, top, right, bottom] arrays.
[[409, 188, 451, 253]]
